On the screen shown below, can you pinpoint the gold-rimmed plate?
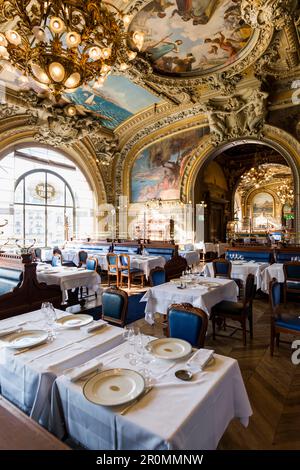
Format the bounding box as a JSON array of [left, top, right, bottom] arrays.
[[83, 368, 145, 406], [2, 329, 48, 349], [147, 338, 192, 360], [55, 314, 93, 329]]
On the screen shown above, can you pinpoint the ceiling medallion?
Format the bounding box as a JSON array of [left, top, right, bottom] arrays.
[[0, 0, 144, 99]]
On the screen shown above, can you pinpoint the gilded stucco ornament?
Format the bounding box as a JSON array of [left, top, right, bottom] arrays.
[[203, 89, 269, 145], [241, 0, 293, 30]]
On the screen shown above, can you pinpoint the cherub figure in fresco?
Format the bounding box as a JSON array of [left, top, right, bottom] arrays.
[[205, 32, 239, 59]]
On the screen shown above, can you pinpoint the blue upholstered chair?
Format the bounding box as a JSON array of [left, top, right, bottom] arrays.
[[107, 253, 119, 287], [86, 257, 97, 271], [102, 287, 128, 327], [167, 303, 208, 348], [119, 254, 145, 290], [149, 267, 166, 287], [212, 259, 232, 278], [283, 262, 300, 305], [211, 273, 255, 346], [269, 278, 300, 356], [78, 250, 88, 267]]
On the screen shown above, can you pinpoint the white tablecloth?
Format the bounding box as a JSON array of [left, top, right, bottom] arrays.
[[0, 309, 124, 425], [179, 250, 200, 266], [36, 267, 101, 303], [50, 341, 252, 450], [261, 263, 285, 293], [195, 243, 229, 257], [203, 261, 269, 289], [141, 278, 238, 321]]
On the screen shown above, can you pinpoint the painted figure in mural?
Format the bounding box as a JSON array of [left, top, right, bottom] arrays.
[[146, 37, 183, 61], [171, 0, 220, 24], [172, 53, 196, 73], [144, 0, 175, 18], [205, 32, 239, 59]]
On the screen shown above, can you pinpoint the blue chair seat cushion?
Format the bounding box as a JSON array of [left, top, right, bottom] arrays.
[[121, 268, 144, 275], [108, 268, 118, 273], [286, 281, 300, 290], [275, 314, 300, 331], [212, 300, 251, 316]]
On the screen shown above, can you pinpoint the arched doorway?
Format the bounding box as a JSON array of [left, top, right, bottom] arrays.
[[187, 129, 300, 242]]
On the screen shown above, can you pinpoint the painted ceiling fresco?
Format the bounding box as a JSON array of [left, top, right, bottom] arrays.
[[129, 0, 253, 76], [0, 68, 159, 130]]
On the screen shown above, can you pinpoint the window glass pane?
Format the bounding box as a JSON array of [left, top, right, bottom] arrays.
[[65, 208, 74, 239], [46, 173, 65, 206], [14, 206, 24, 240], [47, 207, 65, 246], [14, 180, 24, 203], [25, 173, 46, 204], [25, 205, 45, 246]]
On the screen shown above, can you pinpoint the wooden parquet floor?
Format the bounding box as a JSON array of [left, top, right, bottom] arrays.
[[134, 294, 300, 450]]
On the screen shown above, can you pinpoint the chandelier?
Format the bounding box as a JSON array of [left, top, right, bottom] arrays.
[[240, 165, 273, 189], [278, 180, 294, 205], [0, 0, 143, 99]]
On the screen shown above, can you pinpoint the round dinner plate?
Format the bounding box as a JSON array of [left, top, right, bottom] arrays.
[[2, 329, 48, 349], [147, 338, 192, 360], [83, 368, 145, 406], [55, 314, 93, 328], [198, 281, 220, 288]]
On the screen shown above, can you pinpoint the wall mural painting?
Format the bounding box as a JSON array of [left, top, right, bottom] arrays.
[[130, 127, 208, 202], [129, 0, 253, 76], [252, 192, 275, 229]]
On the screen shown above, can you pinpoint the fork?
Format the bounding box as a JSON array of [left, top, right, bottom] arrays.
[[120, 387, 153, 415]]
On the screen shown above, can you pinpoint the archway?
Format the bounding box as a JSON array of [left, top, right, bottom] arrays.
[[185, 126, 300, 242]]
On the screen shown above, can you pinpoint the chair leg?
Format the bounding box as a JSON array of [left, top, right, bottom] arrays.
[[116, 272, 119, 288], [120, 274, 122, 288], [108, 273, 110, 287], [141, 275, 144, 288], [128, 275, 131, 290], [249, 314, 253, 339]]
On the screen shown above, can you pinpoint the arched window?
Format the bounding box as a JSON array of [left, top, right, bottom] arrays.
[[14, 169, 75, 247]]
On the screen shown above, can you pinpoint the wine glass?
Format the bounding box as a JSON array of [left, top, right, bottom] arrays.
[[41, 302, 57, 341]]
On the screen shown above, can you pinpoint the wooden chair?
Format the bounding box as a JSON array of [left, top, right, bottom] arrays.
[[119, 254, 144, 289], [78, 250, 88, 267], [269, 278, 300, 356], [106, 253, 119, 287], [165, 254, 187, 281], [213, 258, 242, 298], [166, 303, 208, 348], [102, 287, 128, 327], [283, 262, 300, 305], [211, 273, 256, 346], [80, 257, 98, 299]]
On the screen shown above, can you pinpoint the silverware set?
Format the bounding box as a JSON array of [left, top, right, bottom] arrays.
[[120, 386, 153, 416]]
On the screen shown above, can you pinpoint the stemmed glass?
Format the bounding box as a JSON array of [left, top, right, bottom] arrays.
[[41, 302, 57, 341]]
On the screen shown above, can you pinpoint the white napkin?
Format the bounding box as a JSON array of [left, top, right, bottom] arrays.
[[186, 348, 214, 371], [85, 320, 108, 333], [0, 326, 22, 338], [66, 358, 103, 382]]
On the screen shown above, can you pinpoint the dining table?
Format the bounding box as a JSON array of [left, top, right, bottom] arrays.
[[202, 261, 269, 289], [36, 265, 101, 303], [49, 340, 252, 450], [0, 308, 124, 426], [141, 277, 238, 324]]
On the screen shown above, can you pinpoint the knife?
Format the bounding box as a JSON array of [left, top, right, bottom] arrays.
[[120, 386, 153, 416]]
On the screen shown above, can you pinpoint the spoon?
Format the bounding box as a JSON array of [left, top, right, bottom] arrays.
[[175, 369, 193, 381]]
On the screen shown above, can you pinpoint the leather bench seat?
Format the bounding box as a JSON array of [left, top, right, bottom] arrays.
[[144, 248, 174, 261], [0, 268, 22, 296], [226, 251, 272, 263]]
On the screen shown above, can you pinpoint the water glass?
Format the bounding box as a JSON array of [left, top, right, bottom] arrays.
[[41, 302, 57, 341]]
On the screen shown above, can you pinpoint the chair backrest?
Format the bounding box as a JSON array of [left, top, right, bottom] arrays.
[[212, 259, 232, 278], [107, 253, 118, 271], [269, 278, 281, 314], [167, 303, 208, 348], [102, 287, 128, 326], [34, 248, 41, 260], [78, 250, 88, 264], [283, 262, 300, 281], [119, 253, 130, 270], [86, 257, 97, 271], [165, 255, 188, 281], [53, 247, 62, 257], [149, 267, 166, 287], [243, 273, 255, 308], [51, 255, 61, 267]]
